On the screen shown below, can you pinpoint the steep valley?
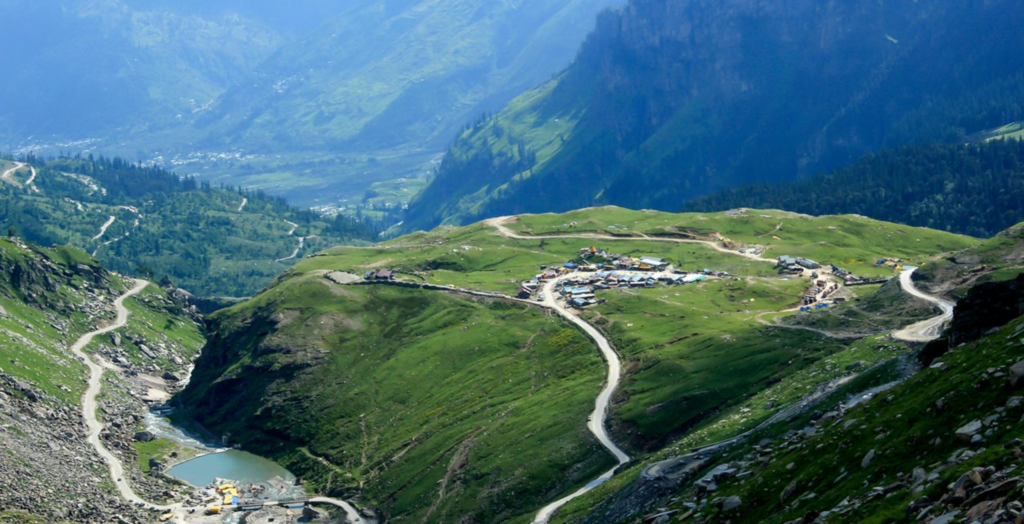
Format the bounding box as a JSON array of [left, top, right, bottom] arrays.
[[0, 207, 1021, 523], [4, 1, 1024, 523]]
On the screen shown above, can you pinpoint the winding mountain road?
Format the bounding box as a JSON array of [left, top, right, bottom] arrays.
[[893, 268, 955, 342], [72, 279, 371, 522], [480, 216, 958, 520], [70, 279, 175, 510], [309, 497, 367, 523], [284, 220, 299, 236], [485, 216, 775, 264], [276, 220, 306, 263], [24, 165, 38, 192], [92, 216, 117, 242], [479, 216, 774, 523], [1, 161, 28, 188], [276, 236, 305, 263], [531, 277, 631, 524], [638, 272, 953, 483]]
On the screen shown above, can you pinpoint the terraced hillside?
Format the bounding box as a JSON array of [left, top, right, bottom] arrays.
[[178, 208, 982, 523], [0, 239, 205, 523]]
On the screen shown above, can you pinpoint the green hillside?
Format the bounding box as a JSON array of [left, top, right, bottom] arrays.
[[181, 281, 611, 523], [0, 155, 375, 297], [177, 208, 982, 522], [553, 274, 1024, 524]]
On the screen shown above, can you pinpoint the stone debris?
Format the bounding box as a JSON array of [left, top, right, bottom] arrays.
[[0, 254, 202, 523]]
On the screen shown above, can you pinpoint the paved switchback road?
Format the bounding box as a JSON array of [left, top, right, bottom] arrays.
[[477, 215, 770, 522], [893, 268, 955, 342], [92, 216, 117, 242], [481, 216, 957, 516], [531, 277, 631, 524], [309, 497, 367, 523]]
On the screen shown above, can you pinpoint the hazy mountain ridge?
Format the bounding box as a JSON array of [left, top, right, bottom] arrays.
[[0, 1, 285, 141], [0, 0, 625, 207], [405, 0, 1024, 231], [192, 0, 625, 154]]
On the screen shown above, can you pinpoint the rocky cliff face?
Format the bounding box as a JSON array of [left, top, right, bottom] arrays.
[[407, 0, 1024, 230], [948, 275, 1024, 346]]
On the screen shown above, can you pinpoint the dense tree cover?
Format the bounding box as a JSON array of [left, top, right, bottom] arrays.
[[0, 155, 376, 296], [685, 140, 1024, 238]]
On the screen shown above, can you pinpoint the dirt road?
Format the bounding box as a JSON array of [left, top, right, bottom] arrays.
[[72, 279, 373, 522], [92, 216, 117, 242], [70, 279, 175, 511], [1, 161, 26, 187], [276, 236, 305, 262], [485, 216, 775, 264]]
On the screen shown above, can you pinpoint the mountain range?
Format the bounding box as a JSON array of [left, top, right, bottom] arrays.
[[404, 0, 1024, 231], [4, 2, 1024, 523], [0, 0, 625, 206]]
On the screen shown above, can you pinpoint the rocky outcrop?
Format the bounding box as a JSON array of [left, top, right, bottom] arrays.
[[920, 274, 1024, 366], [947, 275, 1024, 346]]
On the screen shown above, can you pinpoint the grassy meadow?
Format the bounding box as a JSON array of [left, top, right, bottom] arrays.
[[179, 207, 985, 523]]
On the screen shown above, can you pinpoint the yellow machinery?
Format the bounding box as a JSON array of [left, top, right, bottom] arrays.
[[205, 506, 221, 516]]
